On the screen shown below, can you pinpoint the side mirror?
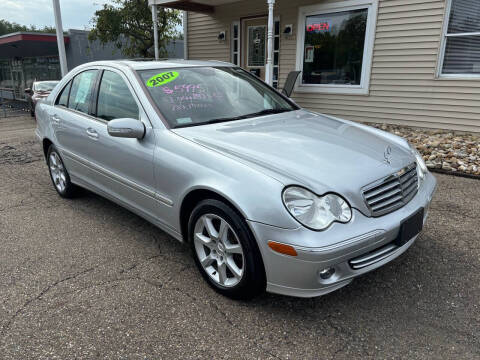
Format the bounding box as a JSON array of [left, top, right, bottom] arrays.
[[25, 88, 32, 94], [107, 118, 145, 139]]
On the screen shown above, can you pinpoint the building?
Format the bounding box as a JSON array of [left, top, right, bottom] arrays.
[[0, 30, 184, 100], [151, 0, 480, 132]]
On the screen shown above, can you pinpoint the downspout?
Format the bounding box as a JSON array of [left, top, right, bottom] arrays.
[[183, 11, 188, 60], [265, 0, 275, 86]]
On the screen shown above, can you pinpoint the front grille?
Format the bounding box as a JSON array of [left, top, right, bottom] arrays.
[[363, 163, 418, 217]]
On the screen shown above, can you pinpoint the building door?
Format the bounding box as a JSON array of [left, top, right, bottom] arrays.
[[11, 64, 24, 99], [242, 17, 267, 80]]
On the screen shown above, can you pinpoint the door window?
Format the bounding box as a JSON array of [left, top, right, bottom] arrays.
[[248, 26, 266, 67], [55, 81, 71, 107], [96, 71, 139, 121], [68, 70, 98, 114]]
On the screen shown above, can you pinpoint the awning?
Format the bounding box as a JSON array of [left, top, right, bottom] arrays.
[[148, 0, 242, 13], [0, 32, 69, 59]]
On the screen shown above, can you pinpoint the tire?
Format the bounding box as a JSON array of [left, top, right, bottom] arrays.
[[46, 145, 78, 198], [188, 199, 266, 300]]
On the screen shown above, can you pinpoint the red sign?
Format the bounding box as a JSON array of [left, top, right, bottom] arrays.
[[306, 22, 330, 32]]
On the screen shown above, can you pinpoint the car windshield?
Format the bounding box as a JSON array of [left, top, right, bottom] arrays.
[[138, 66, 297, 128], [35, 81, 59, 92]]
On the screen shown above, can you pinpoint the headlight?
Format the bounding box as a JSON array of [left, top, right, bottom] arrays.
[[282, 187, 352, 230], [409, 143, 428, 181]]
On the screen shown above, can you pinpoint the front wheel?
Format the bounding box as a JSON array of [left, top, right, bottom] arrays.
[[47, 145, 78, 198], [188, 199, 266, 300]]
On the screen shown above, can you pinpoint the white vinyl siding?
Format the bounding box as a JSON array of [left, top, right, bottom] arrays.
[[187, 0, 480, 132]]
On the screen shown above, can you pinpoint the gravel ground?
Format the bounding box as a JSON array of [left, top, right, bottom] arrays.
[[0, 117, 479, 359], [371, 123, 480, 176]]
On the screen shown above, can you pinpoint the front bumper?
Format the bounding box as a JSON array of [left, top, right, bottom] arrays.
[[247, 172, 437, 298]]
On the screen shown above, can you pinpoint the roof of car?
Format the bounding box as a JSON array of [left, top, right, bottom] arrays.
[[81, 59, 236, 71]]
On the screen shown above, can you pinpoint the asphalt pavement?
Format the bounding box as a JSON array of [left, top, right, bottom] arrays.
[[0, 116, 479, 359]]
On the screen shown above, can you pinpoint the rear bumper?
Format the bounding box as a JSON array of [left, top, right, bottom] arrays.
[[248, 172, 437, 298]]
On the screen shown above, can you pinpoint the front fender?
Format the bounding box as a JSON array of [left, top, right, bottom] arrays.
[[153, 130, 300, 232]]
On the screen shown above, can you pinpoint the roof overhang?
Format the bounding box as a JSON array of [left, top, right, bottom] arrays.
[[148, 0, 242, 13], [0, 32, 69, 59]]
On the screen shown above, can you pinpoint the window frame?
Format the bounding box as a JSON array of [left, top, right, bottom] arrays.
[[436, 0, 480, 79], [53, 67, 151, 127], [295, 0, 378, 95]]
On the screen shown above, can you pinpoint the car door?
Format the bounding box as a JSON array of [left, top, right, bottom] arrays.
[[52, 69, 99, 180], [78, 69, 159, 220]]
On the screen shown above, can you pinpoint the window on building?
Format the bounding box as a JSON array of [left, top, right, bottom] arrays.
[[273, 18, 280, 89], [439, 0, 480, 77], [96, 70, 139, 121], [296, 0, 378, 94], [68, 70, 98, 114], [231, 22, 240, 66]]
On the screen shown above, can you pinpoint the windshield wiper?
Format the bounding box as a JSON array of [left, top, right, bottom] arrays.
[[174, 108, 293, 129], [243, 108, 292, 118], [202, 109, 290, 125], [174, 115, 246, 128]]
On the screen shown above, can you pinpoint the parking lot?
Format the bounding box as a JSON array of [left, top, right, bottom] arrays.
[[0, 116, 479, 359]]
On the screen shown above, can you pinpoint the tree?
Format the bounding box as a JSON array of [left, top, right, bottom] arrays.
[[89, 0, 182, 58], [0, 19, 56, 36]]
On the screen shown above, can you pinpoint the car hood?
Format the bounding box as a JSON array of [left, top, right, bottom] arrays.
[[173, 110, 415, 214]]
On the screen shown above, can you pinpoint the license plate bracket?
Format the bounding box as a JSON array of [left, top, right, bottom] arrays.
[[396, 208, 424, 247]]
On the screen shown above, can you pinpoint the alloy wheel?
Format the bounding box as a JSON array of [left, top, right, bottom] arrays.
[[49, 152, 67, 193], [193, 214, 245, 287]]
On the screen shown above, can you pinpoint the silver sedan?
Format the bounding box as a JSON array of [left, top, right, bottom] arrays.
[[35, 60, 437, 299]]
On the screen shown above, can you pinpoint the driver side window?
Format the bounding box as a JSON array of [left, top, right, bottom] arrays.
[[96, 71, 139, 121]]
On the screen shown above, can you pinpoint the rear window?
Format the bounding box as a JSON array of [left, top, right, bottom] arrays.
[[55, 81, 71, 107]]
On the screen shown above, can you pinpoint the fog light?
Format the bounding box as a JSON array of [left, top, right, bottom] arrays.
[[319, 267, 335, 280]]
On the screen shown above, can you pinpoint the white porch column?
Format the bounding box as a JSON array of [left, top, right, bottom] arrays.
[[52, 0, 68, 77], [152, 4, 159, 60], [265, 0, 275, 85]]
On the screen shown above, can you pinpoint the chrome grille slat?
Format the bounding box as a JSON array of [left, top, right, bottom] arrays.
[[371, 194, 403, 211], [349, 243, 399, 270], [366, 182, 401, 201], [364, 178, 399, 199], [368, 187, 402, 205], [401, 178, 417, 194], [362, 163, 419, 217]]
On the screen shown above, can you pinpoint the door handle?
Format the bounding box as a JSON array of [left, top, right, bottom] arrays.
[[86, 128, 99, 139], [51, 115, 61, 124]]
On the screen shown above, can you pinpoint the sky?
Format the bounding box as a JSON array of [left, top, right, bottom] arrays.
[[2, 0, 112, 30]]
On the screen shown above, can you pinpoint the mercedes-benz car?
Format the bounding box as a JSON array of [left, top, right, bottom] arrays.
[[35, 60, 437, 299]]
